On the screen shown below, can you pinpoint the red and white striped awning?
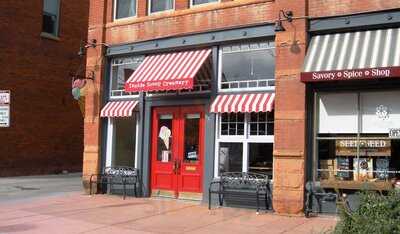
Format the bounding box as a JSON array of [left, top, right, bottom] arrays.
[[100, 100, 138, 117], [124, 49, 211, 92], [210, 93, 275, 113]]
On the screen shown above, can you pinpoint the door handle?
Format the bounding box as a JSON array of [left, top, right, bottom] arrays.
[[176, 160, 181, 173], [172, 160, 177, 174]]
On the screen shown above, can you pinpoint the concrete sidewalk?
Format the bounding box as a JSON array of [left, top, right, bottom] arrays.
[[0, 193, 337, 234]]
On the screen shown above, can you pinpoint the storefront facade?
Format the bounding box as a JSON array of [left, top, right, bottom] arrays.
[[302, 25, 400, 212], [83, 0, 400, 215]]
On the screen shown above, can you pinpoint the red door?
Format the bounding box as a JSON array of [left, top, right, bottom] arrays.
[[151, 106, 204, 198]]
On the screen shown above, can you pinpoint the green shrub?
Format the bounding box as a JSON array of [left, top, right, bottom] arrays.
[[333, 190, 400, 234]]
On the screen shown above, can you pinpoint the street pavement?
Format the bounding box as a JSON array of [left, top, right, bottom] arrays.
[[0, 174, 337, 234], [0, 173, 82, 204]]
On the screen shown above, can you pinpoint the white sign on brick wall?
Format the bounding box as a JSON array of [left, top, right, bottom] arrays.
[[0, 90, 10, 127], [0, 90, 10, 104]]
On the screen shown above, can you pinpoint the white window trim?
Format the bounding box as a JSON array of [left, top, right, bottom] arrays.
[[217, 44, 276, 93], [190, 0, 220, 8], [213, 113, 274, 178], [113, 0, 138, 21], [42, 0, 61, 37], [148, 0, 175, 15], [105, 115, 139, 168]]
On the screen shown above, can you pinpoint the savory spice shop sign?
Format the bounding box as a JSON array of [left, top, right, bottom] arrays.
[[301, 67, 400, 82], [336, 139, 391, 157]]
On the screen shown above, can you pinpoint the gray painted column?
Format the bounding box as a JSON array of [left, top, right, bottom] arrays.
[[136, 92, 145, 196], [202, 46, 219, 203], [141, 99, 152, 197]]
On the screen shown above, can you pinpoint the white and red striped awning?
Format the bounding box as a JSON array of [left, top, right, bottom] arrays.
[[124, 49, 211, 92], [210, 93, 275, 113], [100, 100, 138, 117]]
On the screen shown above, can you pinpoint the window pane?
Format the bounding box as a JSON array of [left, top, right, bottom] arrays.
[[318, 93, 358, 133], [221, 123, 228, 135], [116, 0, 136, 19], [237, 113, 245, 122], [229, 124, 236, 135], [219, 143, 243, 174], [157, 115, 172, 162], [113, 117, 136, 167], [360, 91, 400, 133], [192, 0, 218, 5], [249, 112, 273, 136], [42, 0, 60, 35], [267, 111, 274, 135], [221, 113, 229, 122], [150, 0, 173, 13], [184, 114, 200, 162], [250, 123, 257, 135], [317, 138, 400, 183], [237, 123, 244, 135], [248, 143, 273, 178], [221, 45, 275, 90], [220, 113, 245, 136], [110, 56, 143, 97]]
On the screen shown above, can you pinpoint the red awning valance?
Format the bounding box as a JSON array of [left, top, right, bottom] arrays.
[[124, 49, 211, 92], [210, 93, 275, 113], [100, 100, 138, 117]]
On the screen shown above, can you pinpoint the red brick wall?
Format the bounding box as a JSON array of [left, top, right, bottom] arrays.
[[309, 0, 400, 17], [104, 0, 275, 45], [0, 0, 89, 176]]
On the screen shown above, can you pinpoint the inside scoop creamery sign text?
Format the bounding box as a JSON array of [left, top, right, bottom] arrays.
[[301, 67, 400, 82]]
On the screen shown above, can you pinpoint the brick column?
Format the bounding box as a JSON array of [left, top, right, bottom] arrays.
[[273, 1, 308, 215], [82, 0, 108, 193]]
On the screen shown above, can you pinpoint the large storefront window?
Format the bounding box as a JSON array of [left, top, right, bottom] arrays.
[[110, 56, 144, 98], [215, 112, 274, 178], [315, 91, 400, 189], [106, 115, 138, 168], [219, 41, 275, 91]]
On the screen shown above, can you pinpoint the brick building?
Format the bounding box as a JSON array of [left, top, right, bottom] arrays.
[[83, 0, 400, 215], [0, 0, 89, 176]]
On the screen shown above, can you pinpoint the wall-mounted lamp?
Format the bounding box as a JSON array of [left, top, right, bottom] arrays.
[[78, 39, 110, 56], [274, 10, 294, 32]]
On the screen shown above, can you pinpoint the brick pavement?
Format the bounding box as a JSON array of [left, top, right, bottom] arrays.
[[0, 193, 337, 234]]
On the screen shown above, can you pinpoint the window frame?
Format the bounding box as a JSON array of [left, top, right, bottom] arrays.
[[42, 0, 61, 37], [148, 0, 175, 15], [313, 90, 400, 182], [109, 56, 144, 99], [113, 0, 138, 21], [105, 115, 140, 168], [214, 112, 274, 178], [190, 0, 220, 8], [218, 41, 276, 93]]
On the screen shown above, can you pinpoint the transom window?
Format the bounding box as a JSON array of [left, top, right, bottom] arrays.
[[42, 0, 60, 37], [110, 56, 144, 98], [215, 112, 275, 178], [114, 0, 137, 20], [191, 0, 218, 6], [219, 41, 275, 91], [149, 0, 174, 14]]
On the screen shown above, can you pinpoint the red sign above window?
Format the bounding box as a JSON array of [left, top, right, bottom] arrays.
[[301, 67, 400, 82]]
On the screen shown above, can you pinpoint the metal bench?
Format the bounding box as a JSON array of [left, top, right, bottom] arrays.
[[304, 181, 338, 217], [89, 166, 138, 199], [209, 172, 272, 213]]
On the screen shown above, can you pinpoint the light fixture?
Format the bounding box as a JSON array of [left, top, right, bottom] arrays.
[[274, 10, 294, 32], [77, 39, 110, 56]]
